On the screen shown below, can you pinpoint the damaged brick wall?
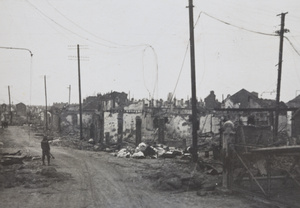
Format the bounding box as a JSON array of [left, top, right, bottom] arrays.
[[103, 112, 143, 144]]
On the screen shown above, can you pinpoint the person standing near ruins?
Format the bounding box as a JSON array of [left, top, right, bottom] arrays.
[[41, 135, 50, 165]]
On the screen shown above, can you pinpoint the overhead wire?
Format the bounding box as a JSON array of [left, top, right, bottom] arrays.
[[284, 36, 300, 56], [170, 10, 283, 101], [151, 46, 159, 100], [142, 45, 159, 100], [202, 12, 278, 37], [170, 12, 203, 101], [27, 0, 160, 100], [142, 48, 151, 99], [26, 0, 146, 49], [44, 0, 146, 49], [290, 35, 300, 46], [283, 37, 300, 87]]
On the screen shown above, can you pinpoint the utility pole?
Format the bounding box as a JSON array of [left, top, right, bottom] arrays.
[[44, 75, 48, 131], [188, 0, 198, 162], [274, 12, 288, 141], [8, 86, 12, 124], [68, 85, 71, 104], [77, 44, 83, 140]]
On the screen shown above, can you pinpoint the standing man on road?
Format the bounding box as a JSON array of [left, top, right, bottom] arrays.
[[41, 135, 50, 165]]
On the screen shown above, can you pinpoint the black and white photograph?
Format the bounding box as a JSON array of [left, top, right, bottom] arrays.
[[0, 0, 300, 207]]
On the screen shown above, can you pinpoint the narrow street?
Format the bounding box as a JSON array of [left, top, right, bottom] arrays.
[[0, 126, 267, 208]]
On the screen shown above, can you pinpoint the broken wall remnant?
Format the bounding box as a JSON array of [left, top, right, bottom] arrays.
[[158, 118, 165, 144], [103, 111, 143, 144], [79, 112, 93, 126], [105, 132, 110, 145], [117, 112, 123, 144], [136, 116, 142, 145], [144, 113, 153, 130], [59, 106, 78, 135], [16, 102, 27, 116], [199, 114, 220, 134], [90, 111, 104, 143], [51, 114, 60, 132], [165, 115, 191, 138]]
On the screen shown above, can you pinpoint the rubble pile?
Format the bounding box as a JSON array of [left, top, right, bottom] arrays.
[[135, 157, 222, 195], [109, 141, 224, 195], [0, 153, 70, 189], [112, 142, 187, 159]]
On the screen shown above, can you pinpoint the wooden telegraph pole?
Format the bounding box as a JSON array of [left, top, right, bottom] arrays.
[[77, 44, 83, 140], [188, 0, 198, 162], [44, 75, 48, 131], [274, 12, 288, 141], [8, 86, 12, 124]]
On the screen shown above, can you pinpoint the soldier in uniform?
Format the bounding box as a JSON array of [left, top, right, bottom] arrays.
[[41, 136, 50, 165]]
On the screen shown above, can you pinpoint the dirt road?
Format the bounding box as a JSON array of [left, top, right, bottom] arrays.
[[0, 126, 267, 208]]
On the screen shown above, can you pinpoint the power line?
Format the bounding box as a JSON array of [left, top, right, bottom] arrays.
[[26, 0, 146, 49], [142, 45, 159, 100], [25, 0, 113, 48], [44, 0, 146, 49], [150, 46, 159, 99], [170, 12, 203, 101], [285, 36, 300, 56], [171, 43, 189, 101], [202, 12, 278, 37], [170, 10, 285, 102], [142, 49, 151, 99]]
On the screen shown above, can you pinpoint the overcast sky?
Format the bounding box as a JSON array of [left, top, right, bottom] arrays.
[[1, 0, 300, 105]]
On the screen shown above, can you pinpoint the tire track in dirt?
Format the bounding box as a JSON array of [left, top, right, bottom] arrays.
[[1, 126, 270, 208], [84, 153, 163, 208]]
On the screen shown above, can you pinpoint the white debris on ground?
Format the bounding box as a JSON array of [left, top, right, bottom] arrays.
[[131, 151, 145, 159], [113, 142, 188, 160]]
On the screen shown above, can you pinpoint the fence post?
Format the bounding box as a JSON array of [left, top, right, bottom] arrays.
[[222, 121, 235, 190]]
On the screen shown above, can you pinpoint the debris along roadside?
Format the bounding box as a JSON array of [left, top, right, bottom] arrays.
[[30, 123, 225, 196], [109, 141, 224, 196], [0, 149, 70, 190], [0, 131, 70, 190], [44, 132, 224, 195]]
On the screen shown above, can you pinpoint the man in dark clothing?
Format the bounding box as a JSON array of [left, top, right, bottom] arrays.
[[41, 136, 50, 165]]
